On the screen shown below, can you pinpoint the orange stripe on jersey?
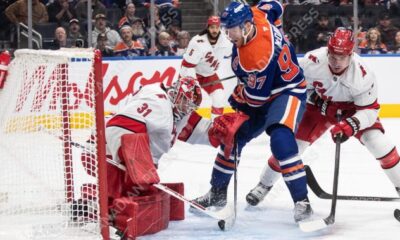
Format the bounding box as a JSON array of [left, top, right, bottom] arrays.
[[281, 163, 304, 174], [237, 7, 273, 72], [106, 115, 147, 133], [298, 80, 307, 88], [281, 96, 300, 131], [216, 156, 235, 168]]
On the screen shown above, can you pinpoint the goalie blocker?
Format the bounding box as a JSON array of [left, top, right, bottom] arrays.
[[80, 133, 185, 239]]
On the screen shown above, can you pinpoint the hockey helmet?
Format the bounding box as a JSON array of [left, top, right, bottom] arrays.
[[207, 16, 221, 27], [167, 77, 202, 120], [328, 27, 355, 55], [220, 2, 253, 29]]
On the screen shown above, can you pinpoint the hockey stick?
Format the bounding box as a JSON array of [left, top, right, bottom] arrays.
[[39, 126, 235, 222], [218, 139, 238, 231], [305, 165, 400, 202], [299, 112, 342, 232], [200, 75, 236, 87]]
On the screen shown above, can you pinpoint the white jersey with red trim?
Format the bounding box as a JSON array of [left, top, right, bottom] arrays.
[[299, 47, 379, 130], [180, 32, 232, 78], [105, 83, 212, 165]]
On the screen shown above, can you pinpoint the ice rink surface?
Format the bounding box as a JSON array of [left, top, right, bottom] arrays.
[[144, 118, 400, 240]]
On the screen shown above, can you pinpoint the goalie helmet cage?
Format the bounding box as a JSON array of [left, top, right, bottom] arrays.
[[0, 49, 109, 240]]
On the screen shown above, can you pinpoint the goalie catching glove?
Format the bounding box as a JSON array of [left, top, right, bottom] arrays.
[[208, 111, 249, 159]]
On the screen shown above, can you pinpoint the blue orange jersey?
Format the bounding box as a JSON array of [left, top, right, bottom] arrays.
[[230, 6, 306, 108], [256, 0, 283, 29]]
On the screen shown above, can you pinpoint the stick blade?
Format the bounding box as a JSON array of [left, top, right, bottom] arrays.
[[298, 219, 328, 232]]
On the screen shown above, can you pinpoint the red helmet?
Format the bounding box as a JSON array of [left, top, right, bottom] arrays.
[[328, 28, 355, 55], [207, 16, 221, 27]]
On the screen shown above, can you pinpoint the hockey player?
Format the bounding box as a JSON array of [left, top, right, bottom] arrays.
[[96, 77, 247, 203], [246, 27, 400, 207], [191, 1, 313, 222], [180, 15, 232, 120]]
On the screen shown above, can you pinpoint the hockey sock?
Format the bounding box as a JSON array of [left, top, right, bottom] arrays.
[[270, 126, 308, 202], [210, 145, 240, 189]]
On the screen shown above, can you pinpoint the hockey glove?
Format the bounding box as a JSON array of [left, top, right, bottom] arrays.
[[308, 91, 331, 116], [208, 111, 249, 159], [330, 117, 360, 143]]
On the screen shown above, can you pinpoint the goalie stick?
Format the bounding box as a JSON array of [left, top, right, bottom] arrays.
[[39, 126, 236, 226]]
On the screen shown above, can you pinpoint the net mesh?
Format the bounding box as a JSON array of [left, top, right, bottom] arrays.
[[0, 49, 105, 240]]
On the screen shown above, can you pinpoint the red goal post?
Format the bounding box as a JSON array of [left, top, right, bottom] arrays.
[[0, 49, 109, 240]]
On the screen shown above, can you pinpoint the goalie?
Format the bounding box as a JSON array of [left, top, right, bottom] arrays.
[[80, 77, 248, 237]]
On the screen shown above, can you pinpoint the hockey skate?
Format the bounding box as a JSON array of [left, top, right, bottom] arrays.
[[294, 197, 313, 222], [246, 182, 272, 206], [190, 187, 227, 213]]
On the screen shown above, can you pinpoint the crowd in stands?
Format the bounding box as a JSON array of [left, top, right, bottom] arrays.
[[282, 0, 400, 53], [0, 0, 189, 56], [0, 0, 400, 55]]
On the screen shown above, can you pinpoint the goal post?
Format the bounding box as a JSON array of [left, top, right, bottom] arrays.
[[0, 49, 109, 240]]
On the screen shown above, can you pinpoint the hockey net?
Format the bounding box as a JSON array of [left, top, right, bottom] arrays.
[[0, 49, 109, 240]]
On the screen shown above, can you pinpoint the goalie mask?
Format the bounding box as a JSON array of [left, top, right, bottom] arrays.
[[167, 77, 202, 121]]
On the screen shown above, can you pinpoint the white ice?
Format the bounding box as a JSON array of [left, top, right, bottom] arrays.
[[142, 118, 400, 240]]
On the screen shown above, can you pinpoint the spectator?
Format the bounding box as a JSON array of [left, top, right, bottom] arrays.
[[154, 6, 166, 34], [376, 12, 399, 45], [131, 17, 150, 50], [119, 2, 139, 26], [49, 26, 72, 49], [68, 18, 86, 47], [166, 19, 180, 47], [306, 14, 334, 51], [388, 30, 400, 53], [5, 0, 48, 25], [114, 24, 146, 57], [96, 33, 114, 57], [92, 13, 121, 48], [75, 0, 106, 22], [47, 0, 76, 25], [153, 31, 175, 56], [145, 0, 182, 28], [173, 30, 190, 56], [358, 27, 388, 54]]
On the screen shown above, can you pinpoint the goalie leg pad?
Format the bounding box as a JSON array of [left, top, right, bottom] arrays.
[[162, 182, 185, 221], [111, 190, 170, 238], [121, 133, 160, 189]]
